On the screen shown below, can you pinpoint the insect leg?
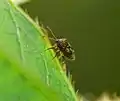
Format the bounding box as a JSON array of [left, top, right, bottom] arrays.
[[59, 55, 67, 74], [61, 55, 65, 64], [58, 54, 63, 60], [60, 55, 70, 76], [45, 44, 57, 51], [52, 49, 60, 60], [45, 46, 55, 50]]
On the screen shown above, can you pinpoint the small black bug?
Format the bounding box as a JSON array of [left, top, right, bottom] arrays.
[[45, 26, 75, 63]]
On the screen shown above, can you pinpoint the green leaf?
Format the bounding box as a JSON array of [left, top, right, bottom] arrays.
[[0, 0, 78, 101], [0, 50, 64, 101]]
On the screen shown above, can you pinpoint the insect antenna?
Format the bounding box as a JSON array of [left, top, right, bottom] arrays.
[[46, 26, 57, 39], [48, 37, 56, 41]]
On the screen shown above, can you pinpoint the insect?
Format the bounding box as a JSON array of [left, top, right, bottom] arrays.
[[45, 26, 76, 63]]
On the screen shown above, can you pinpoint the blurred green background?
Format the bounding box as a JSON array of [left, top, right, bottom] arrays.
[[21, 0, 120, 96]]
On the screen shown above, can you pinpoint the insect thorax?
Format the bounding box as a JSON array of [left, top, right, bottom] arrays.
[[55, 38, 75, 60]]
